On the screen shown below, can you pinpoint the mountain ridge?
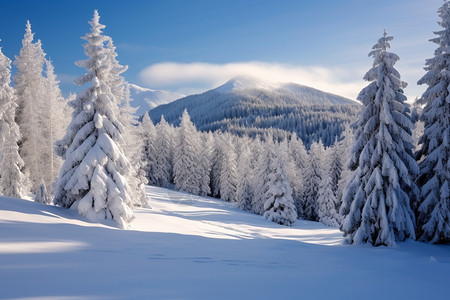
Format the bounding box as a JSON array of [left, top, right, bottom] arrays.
[[148, 77, 360, 147]]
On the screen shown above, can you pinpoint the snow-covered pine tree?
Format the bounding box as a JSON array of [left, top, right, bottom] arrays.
[[336, 124, 353, 206], [236, 137, 254, 211], [154, 115, 173, 188], [318, 173, 341, 227], [210, 132, 224, 198], [415, 1, 450, 243], [219, 133, 238, 202], [198, 132, 212, 196], [140, 113, 158, 185], [263, 142, 297, 226], [119, 83, 148, 207], [173, 109, 201, 194], [301, 140, 325, 221], [328, 138, 344, 197], [14, 21, 52, 193], [45, 59, 70, 190], [54, 10, 134, 228], [0, 44, 29, 198], [252, 138, 274, 215], [288, 132, 308, 216], [340, 32, 418, 246]]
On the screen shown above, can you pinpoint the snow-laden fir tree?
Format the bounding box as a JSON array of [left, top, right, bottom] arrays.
[[340, 32, 418, 246], [219, 133, 238, 202], [154, 115, 173, 188], [328, 138, 344, 197], [336, 124, 353, 206], [198, 132, 212, 196], [14, 21, 52, 193], [263, 142, 297, 226], [0, 44, 29, 198], [288, 132, 308, 215], [415, 1, 450, 243], [301, 140, 325, 221], [318, 173, 341, 227], [210, 132, 224, 198], [119, 83, 148, 207], [54, 10, 134, 228], [252, 137, 274, 215], [236, 137, 254, 211], [104, 38, 147, 207], [140, 113, 158, 185], [173, 109, 201, 194], [282, 139, 302, 217], [45, 59, 70, 190]]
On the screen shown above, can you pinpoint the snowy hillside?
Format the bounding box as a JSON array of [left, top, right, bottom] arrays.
[[1, 186, 449, 300], [129, 83, 184, 117], [149, 77, 360, 147]]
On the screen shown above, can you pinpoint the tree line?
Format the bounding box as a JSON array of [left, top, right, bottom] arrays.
[[0, 2, 449, 245]]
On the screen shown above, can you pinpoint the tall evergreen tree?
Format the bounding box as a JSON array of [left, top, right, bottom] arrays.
[[0, 45, 29, 198], [263, 143, 297, 226], [219, 133, 238, 202], [198, 132, 212, 196], [210, 132, 224, 198], [236, 138, 253, 211], [154, 115, 173, 187], [252, 138, 274, 215], [173, 109, 201, 194], [45, 59, 70, 190], [318, 173, 341, 227], [288, 133, 307, 216], [301, 140, 325, 221], [415, 1, 450, 243], [54, 10, 134, 228], [340, 32, 418, 246], [336, 124, 353, 206], [14, 21, 51, 193], [140, 113, 158, 185]]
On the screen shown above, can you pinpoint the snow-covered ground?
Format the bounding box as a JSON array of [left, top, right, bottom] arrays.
[[1, 186, 449, 300]]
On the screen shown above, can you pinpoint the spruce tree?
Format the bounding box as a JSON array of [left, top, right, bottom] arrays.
[[45, 59, 70, 190], [340, 32, 418, 246], [302, 140, 325, 221], [318, 173, 341, 227], [140, 113, 158, 185], [154, 115, 173, 187], [0, 45, 29, 198], [252, 138, 273, 215], [415, 0, 450, 243], [14, 21, 51, 193], [263, 143, 297, 226], [236, 138, 253, 211], [198, 132, 212, 196], [173, 109, 201, 194], [54, 10, 134, 228], [219, 133, 238, 202]]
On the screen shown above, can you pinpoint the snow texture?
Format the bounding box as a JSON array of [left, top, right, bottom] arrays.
[[1, 186, 449, 299]]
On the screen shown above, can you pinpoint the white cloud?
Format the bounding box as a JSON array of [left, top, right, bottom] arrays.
[[139, 61, 366, 99]]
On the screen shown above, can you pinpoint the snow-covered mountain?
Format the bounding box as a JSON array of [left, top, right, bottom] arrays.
[[128, 83, 184, 117], [149, 77, 360, 147]]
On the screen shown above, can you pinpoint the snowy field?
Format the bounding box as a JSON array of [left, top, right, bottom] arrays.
[[1, 186, 449, 300]]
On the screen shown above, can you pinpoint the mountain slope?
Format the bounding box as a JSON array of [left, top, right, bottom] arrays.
[[129, 83, 184, 117], [1, 186, 449, 299], [149, 77, 360, 147]]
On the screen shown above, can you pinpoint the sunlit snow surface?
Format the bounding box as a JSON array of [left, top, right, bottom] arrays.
[[1, 186, 449, 300]]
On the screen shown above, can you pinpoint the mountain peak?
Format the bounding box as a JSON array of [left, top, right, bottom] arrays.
[[214, 76, 276, 93]]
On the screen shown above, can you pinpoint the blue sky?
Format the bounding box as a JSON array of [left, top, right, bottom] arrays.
[[0, 0, 443, 100]]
